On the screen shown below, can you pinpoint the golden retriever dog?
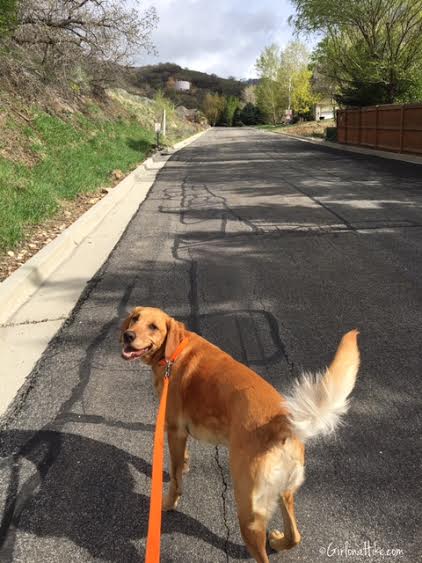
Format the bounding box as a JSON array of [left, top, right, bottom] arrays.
[[121, 307, 360, 563]]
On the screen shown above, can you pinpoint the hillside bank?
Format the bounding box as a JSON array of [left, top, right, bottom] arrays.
[[0, 88, 205, 281]]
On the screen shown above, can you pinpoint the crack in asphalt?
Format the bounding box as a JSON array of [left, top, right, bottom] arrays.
[[1, 129, 380, 561], [200, 184, 259, 234], [1, 133, 299, 562], [0, 204, 150, 558], [54, 412, 155, 432], [214, 446, 230, 563]]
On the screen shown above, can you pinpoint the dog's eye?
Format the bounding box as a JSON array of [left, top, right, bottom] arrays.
[[131, 315, 139, 324], [149, 323, 157, 331]]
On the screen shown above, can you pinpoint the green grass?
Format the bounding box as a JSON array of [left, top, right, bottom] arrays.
[[0, 110, 154, 252]]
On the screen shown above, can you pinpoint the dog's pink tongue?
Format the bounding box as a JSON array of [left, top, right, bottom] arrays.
[[127, 350, 139, 359], [122, 346, 147, 360]]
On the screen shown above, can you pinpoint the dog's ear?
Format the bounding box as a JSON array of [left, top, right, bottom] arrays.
[[165, 317, 186, 359]]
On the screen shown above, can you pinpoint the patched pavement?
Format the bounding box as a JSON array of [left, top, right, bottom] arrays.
[[1, 128, 421, 562]]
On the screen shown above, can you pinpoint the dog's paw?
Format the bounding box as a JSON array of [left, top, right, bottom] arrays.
[[269, 529, 300, 551], [268, 529, 284, 551], [182, 461, 190, 474], [162, 494, 179, 511]]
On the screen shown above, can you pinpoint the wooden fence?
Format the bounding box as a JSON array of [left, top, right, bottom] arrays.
[[337, 103, 422, 155]]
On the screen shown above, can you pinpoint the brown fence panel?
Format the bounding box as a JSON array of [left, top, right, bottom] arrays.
[[403, 105, 422, 155], [337, 110, 346, 143], [336, 103, 422, 156], [346, 109, 360, 145], [360, 107, 377, 148], [377, 105, 401, 152]]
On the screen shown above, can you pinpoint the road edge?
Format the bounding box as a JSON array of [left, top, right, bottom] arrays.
[[0, 128, 208, 326], [0, 127, 208, 418], [262, 128, 422, 165]]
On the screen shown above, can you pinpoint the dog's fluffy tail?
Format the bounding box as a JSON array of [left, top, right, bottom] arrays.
[[285, 330, 360, 442]]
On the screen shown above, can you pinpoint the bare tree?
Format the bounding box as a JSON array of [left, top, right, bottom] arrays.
[[8, 0, 158, 85]]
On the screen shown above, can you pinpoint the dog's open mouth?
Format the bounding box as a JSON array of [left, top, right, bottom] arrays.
[[122, 344, 152, 360]]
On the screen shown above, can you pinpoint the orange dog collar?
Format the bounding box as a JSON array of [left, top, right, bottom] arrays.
[[158, 336, 190, 377]]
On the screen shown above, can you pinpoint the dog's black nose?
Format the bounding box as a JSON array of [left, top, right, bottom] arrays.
[[123, 330, 136, 344]]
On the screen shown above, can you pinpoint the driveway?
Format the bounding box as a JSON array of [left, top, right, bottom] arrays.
[[0, 128, 421, 562]]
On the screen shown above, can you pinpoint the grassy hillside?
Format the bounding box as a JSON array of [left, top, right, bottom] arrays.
[[0, 90, 203, 256], [125, 63, 249, 109]]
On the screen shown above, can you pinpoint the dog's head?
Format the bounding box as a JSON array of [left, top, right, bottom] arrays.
[[120, 307, 185, 363]]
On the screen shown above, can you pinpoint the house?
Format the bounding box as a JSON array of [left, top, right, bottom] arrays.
[[175, 80, 191, 92], [314, 99, 337, 120]]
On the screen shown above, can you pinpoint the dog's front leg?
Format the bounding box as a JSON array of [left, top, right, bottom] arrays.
[[163, 430, 188, 511]]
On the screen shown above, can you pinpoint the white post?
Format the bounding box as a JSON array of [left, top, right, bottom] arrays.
[[154, 122, 161, 147], [162, 109, 167, 137]]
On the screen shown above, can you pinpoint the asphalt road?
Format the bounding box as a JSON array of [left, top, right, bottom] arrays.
[[1, 128, 421, 563]]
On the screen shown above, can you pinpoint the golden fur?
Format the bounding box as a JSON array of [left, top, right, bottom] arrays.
[[121, 307, 360, 563]]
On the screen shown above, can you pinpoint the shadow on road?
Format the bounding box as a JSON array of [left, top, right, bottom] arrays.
[[0, 429, 250, 562], [0, 129, 421, 561]]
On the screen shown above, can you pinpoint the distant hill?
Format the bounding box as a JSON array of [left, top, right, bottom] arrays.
[[123, 63, 254, 109]]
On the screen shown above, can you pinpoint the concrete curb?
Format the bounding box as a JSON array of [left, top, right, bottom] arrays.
[[265, 129, 422, 165], [173, 129, 208, 150], [0, 128, 208, 326]]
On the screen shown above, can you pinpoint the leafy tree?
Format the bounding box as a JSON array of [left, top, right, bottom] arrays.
[[291, 67, 318, 118], [255, 44, 287, 124], [279, 41, 317, 116], [218, 96, 240, 126], [255, 41, 315, 123], [202, 93, 225, 125], [239, 103, 265, 125], [290, 0, 422, 105], [232, 107, 242, 126]]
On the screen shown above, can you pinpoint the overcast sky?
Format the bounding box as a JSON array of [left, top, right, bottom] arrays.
[[136, 0, 296, 79]]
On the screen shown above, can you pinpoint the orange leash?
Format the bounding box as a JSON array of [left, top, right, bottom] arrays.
[[145, 337, 190, 563], [145, 375, 169, 563]]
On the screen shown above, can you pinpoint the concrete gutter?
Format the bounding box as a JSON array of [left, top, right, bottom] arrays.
[[0, 128, 207, 416], [269, 129, 422, 165]]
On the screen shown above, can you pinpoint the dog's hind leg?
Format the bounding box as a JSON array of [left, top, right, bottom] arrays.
[[163, 430, 188, 511], [183, 441, 190, 474], [238, 511, 269, 563], [231, 456, 270, 563], [269, 490, 301, 551]]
